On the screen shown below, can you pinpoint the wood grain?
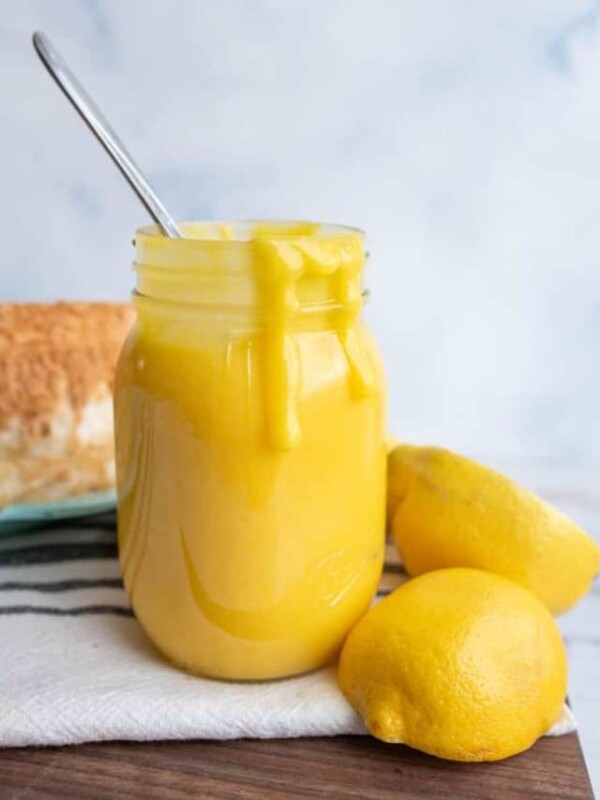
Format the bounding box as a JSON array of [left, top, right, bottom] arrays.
[[0, 732, 593, 800]]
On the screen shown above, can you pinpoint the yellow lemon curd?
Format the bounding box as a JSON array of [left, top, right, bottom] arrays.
[[115, 221, 387, 680]]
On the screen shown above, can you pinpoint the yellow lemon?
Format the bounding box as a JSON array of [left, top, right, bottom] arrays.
[[338, 568, 567, 761], [388, 445, 599, 615], [386, 442, 418, 523]]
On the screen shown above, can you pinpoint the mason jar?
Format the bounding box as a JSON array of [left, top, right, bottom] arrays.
[[115, 221, 387, 680]]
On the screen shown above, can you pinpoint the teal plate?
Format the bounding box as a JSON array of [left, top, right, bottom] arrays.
[[0, 490, 116, 536]]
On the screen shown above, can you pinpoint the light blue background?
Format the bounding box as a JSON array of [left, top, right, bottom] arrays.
[[2, 0, 600, 462], [1, 0, 599, 789]]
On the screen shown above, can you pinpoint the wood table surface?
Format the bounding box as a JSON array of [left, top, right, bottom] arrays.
[[0, 730, 593, 799]]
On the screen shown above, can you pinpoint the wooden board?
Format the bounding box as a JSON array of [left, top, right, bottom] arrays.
[[0, 731, 593, 799]]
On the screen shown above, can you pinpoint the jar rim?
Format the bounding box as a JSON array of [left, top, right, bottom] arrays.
[[135, 219, 364, 247], [133, 220, 367, 312]]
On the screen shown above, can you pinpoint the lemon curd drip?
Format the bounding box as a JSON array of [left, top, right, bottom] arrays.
[[252, 225, 374, 449]]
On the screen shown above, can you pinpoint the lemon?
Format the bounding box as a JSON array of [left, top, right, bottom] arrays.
[[386, 443, 418, 523], [388, 445, 599, 615], [338, 568, 567, 761]]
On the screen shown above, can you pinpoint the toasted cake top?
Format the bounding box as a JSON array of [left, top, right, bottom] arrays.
[[0, 302, 135, 430]]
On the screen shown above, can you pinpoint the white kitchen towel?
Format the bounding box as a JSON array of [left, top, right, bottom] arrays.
[[0, 515, 575, 747]]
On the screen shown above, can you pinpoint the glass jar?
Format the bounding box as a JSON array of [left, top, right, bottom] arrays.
[[115, 221, 387, 680]]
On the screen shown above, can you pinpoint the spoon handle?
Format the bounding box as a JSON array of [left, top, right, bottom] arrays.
[[33, 32, 182, 238]]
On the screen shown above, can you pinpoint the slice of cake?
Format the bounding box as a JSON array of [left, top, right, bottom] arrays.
[[0, 302, 135, 507]]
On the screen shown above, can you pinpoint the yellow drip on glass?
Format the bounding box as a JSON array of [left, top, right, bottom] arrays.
[[253, 225, 374, 449]]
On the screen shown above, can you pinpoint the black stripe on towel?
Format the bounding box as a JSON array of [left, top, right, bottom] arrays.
[[76, 516, 117, 531], [383, 562, 407, 575], [0, 541, 118, 567], [0, 604, 133, 617], [0, 578, 124, 593]]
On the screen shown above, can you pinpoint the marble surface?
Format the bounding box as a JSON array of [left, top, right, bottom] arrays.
[[0, 0, 598, 791]]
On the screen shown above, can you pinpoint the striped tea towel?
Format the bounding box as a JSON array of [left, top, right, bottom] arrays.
[[0, 516, 576, 747]]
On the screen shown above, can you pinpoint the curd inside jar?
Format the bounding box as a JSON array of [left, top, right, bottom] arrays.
[[115, 221, 387, 680]]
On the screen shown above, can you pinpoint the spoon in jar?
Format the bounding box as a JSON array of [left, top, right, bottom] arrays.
[[32, 31, 183, 238]]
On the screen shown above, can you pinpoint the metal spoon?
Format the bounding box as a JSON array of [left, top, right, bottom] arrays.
[[32, 31, 183, 238]]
